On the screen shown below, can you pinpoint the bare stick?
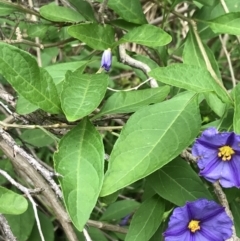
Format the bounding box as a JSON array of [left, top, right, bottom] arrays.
[[87, 219, 128, 234], [0, 214, 17, 241], [98, 0, 109, 24], [0, 169, 45, 241], [83, 228, 93, 241], [119, 45, 158, 88]]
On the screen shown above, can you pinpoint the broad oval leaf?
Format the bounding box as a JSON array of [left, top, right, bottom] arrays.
[[61, 72, 109, 121], [40, 4, 85, 22], [149, 64, 231, 103], [231, 200, 240, 237], [93, 86, 170, 119], [125, 195, 165, 241], [207, 12, 240, 35], [100, 200, 140, 221], [68, 23, 115, 50], [100, 91, 201, 196], [54, 118, 104, 231], [0, 43, 61, 114], [0, 186, 28, 215], [16, 95, 38, 115], [0, 2, 19, 16], [147, 158, 213, 206], [108, 0, 147, 24], [117, 24, 172, 47]]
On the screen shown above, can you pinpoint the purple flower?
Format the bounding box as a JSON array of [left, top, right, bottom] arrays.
[[164, 199, 233, 241], [192, 127, 240, 188], [101, 48, 112, 71]]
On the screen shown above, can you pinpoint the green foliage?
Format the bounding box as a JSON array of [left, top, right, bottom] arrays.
[[0, 0, 239, 240], [101, 92, 201, 196], [125, 195, 165, 241], [54, 118, 104, 231], [61, 72, 109, 121], [0, 187, 28, 215], [147, 158, 213, 206]]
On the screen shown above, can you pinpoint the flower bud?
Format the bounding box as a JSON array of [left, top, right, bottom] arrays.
[[101, 48, 112, 71]]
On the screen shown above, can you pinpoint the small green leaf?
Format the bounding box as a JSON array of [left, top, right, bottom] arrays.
[[40, 4, 85, 22], [45, 61, 89, 85], [16, 95, 38, 115], [68, 24, 115, 50], [0, 43, 61, 114], [20, 129, 54, 147], [54, 118, 104, 231], [68, 0, 96, 22], [94, 86, 170, 119], [148, 158, 213, 206], [149, 64, 230, 103], [232, 83, 240, 134], [61, 72, 109, 121], [5, 204, 34, 241], [117, 24, 172, 47], [207, 12, 240, 35], [107, 0, 147, 24], [100, 92, 201, 196], [0, 186, 28, 215], [100, 200, 140, 221], [125, 195, 165, 241]]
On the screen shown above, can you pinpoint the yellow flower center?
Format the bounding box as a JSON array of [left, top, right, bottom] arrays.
[[218, 145, 235, 161], [188, 220, 200, 233]]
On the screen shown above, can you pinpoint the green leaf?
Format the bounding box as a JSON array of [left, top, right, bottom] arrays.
[[5, 204, 34, 241], [0, 2, 19, 16], [100, 200, 140, 221], [0, 43, 61, 114], [232, 83, 240, 134], [100, 92, 201, 196], [26, 24, 48, 38], [0, 186, 28, 215], [93, 86, 170, 119], [147, 158, 213, 206], [117, 24, 172, 47], [20, 129, 54, 147], [16, 95, 38, 115], [183, 30, 221, 80], [231, 200, 240, 237], [28, 211, 54, 241], [61, 72, 109, 122], [107, 0, 147, 24], [68, 24, 115, 50], [183, 30, 226, 116], [207, 13, 240, 35], [149, 64, 230, 103], [68, 0, 96, 22], [54, 118, 104, 231], [45, 61, 89, 85], [40, 4, 85, 23], [125, 195, 165, 241]]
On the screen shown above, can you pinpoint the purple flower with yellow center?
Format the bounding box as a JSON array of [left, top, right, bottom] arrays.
[[101, 48, 112, 71], [192, 127, 240, 188], [164, 199, 233, 241]]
